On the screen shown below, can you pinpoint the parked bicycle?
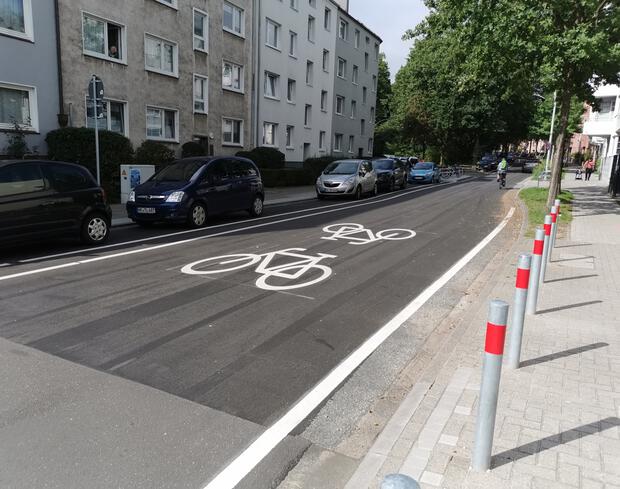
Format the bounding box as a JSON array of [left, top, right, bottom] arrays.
[[181, 248, 337, 291], [321, 223, 416, 245]]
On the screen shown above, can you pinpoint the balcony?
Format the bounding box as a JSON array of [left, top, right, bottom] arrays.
[[583, 112, 619, 136]]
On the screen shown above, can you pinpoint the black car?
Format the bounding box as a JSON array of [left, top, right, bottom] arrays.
[[0, 160, 112, 246], [372, 158, 408, 191], [126, 157, 264, 227], [477, 155, 498, 172]]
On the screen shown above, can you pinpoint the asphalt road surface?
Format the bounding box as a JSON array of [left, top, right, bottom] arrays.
[[0, 172, 525, 488]]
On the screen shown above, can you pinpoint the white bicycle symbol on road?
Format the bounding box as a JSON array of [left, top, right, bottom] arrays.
[[321, 223, 416, 245], [181, 248, 336, 291]]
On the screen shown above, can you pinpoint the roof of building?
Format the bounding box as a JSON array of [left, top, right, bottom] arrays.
[[332, 3, 383, 43]]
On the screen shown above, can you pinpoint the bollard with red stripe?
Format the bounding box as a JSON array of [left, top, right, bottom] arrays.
[[472, 299, 510, 472], [549, 205, 558, 252], [526, 228, 545, 315], [507, 254, 532, 369], [539, 214, 552, 285], [554, 198, 561, 215]]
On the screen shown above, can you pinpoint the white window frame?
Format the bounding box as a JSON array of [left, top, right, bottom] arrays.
[[319, 131, 326, 151], [337, 57, 346, 79], [338, 19, 348, 40], [289, 30, 298, 58], [262, 122, 278, 147], [368, 138, 373, 154], [307, 15, 315, 43], [322, 49, 330, 72], [0, 81, 38, 132], [287, 79, 296, 103], [334, 133, 343, 152], [354, 29, 360, 48], [81, 11, 127, 64], [84, 94, 128, 136], [146, 105, 179, 142], [289, 0, 299, 11], [324, 7, 331, 31], [306, 60, 314, 86], [0, 0, 33, 41], [320, 90, 328, 112], [286, 125, 294, 149], [350, 100, 356, 119], [144, 33, 178, 77], [222, 117, 244, 147], [265, 18, 281, 50], [222, 60, 244, 93], [352, 65, 359, 85], [193, 74, 208, 114], [335, 95, 345, 115], [223, 1, 245, 38], [348, 135, 354, 153], [264, 71, 280, 100], [152, 0, 178, 9], [193, 8, 209, 53], [304, 104, 312, 127]]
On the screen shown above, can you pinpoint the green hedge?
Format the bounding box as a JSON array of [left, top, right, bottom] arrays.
[[260, 168, 315, 187], [303, 156, 343, 180], [181, 141, 206, 157], [135, 140, 175, 168], [237, 147, 285, 169], [46, 127, 133, 202]]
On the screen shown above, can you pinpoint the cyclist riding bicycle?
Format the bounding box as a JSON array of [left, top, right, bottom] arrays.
[[497, 157, 508, 188]]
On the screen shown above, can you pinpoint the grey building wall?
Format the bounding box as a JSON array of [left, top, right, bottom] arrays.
[[332, 6, 380, 158], [0, 0, 60, 155], [57, 0, 253, 157]]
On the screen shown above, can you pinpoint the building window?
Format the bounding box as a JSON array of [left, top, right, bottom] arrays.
[[304, 104, 311, 127], [266, 18, 280, 49], [348, 135, 354, 153], [337, 57, 346, 78], [361, 118, 366, 135], [334, 133, 343, 152], [372, 75, 377, 92], [193, 8, 208, 52], [324, 7, 331, 30], [0, 0, 33, 40], [375, 43, 380, 59], [306, 60, 314, 85], [86, 97, 126, 135], [145, 34, 178, 77], [354, 29, 360, 48], [365, 52, 369, 71], [82, 13, 125, 62], [368, 138, 373, 154], [264, 71, 280, 99], [363, 86, 367, 104], [193, 74, 208, 114], [263, 122, 278, 146], [287, 78, 296, 103], [223, 2, 244, 36], [286, 125, 294, 148], [335, 95, 345, 115], [322, 49, 329, 72], [289, 31, 297, 57], [319, 131, 326, 150], [289, 0, 298, 9], [307, 15, 315, 42], [146, 106, 178, 142], [222, 118, 243, 146], [370, 106, 375, 123], [321, 90, 328, 111], [352, 65, 359, 84], [223, 61, 243, 92], [366, 35, 370, 45], [338, 19, 348, 40], [153, 0, 178, 8], [309, 0, 316, 7], [350, 100, 357, 118], [0, 82, 38, 131]]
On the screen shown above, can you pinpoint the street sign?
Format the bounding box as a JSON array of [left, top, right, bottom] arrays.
[[88, 76, 104, 101]]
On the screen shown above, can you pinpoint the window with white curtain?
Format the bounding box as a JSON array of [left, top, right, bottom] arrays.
[[286, 125, 294, 148], [0, 82, 37, 131], [223, 2, 244, 36], [319, 131, 326, 150], [223, 61, 243, 92], [289, 31, 297, 57], [145, 34, 178, 76], [0, 0, 33, 40], [263, 122, 278, 146], [264, 72, 279, 99], [335, 95, 345, 115], [146, 106, 177, 141], [223, 118, 243, 145], [334, 133, 343, 151], [193, 75, 208, 114], [266, 18, 280, 49], [83, 13, 125, 62], [193, 8, 208, 52]]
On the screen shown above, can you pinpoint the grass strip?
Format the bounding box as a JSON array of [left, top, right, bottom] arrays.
[[519, 187, 573, 237]]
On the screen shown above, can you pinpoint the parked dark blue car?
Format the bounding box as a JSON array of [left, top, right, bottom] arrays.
[[126, 157, 264, 228], [408, 162, 441, 184]]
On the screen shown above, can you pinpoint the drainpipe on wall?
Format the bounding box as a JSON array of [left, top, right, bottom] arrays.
[[253, 0, 262, 149], [53, 0, 67, 127]]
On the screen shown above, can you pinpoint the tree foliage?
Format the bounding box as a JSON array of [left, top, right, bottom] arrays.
[[376, 53, 393, 126]]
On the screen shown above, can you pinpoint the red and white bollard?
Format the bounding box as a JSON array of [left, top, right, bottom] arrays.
[[526, 227, 545, 315], [550, 205, 558, 252], [472, 300, 510, 472], [507, 254, 532, 369], [539, 215, 552, 285]]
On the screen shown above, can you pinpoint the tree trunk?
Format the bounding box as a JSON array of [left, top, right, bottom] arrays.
[[546, 88, 572, 208]]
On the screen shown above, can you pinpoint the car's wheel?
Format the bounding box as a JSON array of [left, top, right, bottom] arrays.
[[134, 220, 154, 228], [354, 185, 362, 200], [401, 178, 407, 189], [373, 182, 378, 196], [80, 212, 110, 245], [317, 192, 325, 200], [248, 195, 264, 217], [188, 202, 207, 228]]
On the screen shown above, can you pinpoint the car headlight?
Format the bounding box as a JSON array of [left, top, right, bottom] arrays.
[[128, 191, 135, 202], [345, 175, 356, 184], [166, 191, 185, 203], [316, 177, 321, 185]]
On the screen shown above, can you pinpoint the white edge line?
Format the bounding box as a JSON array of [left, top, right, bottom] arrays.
[[201, 206, 515, 489], [0, 183, 458, 282]]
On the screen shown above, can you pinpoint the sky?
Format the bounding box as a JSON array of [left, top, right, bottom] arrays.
[[349, 0, 428, 81]]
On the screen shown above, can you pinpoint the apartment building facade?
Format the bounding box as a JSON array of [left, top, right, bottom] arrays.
[[0, 0, 60, 154], [56, 0, 253, 155], [331, 7, 380, 158]]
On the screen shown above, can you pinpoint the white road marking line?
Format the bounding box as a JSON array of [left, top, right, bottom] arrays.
[[17, 180, 471, 264], [0, 183, 459, 283], [201, 206, 515, 489]]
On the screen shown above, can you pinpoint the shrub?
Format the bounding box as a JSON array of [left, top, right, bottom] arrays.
[[181, 141, 206, 158], [236, 146, 285, 169], [260, 168, 314, 187], [303, 156, 342, 180], [4, 120, 29, 158], [46, 127, 133, 201], [135, 140, 175, 168]]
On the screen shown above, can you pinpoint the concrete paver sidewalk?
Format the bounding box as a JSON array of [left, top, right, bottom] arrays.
[[346, 179, 620, 488]]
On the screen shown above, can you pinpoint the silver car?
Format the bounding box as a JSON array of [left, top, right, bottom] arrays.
[[316, 160, 378, 200]]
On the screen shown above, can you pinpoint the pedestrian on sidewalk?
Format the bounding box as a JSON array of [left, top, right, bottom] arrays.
[[584, 159, 595, 181]]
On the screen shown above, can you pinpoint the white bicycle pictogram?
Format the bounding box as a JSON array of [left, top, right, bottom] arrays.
[[321, 223, 416, 245], [181, 248, 337, 291]]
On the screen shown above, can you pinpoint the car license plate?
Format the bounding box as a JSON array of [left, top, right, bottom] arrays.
[[137, 207, 156, 214], [415, 176, 423, 180], [324, 188, 339, 192]]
